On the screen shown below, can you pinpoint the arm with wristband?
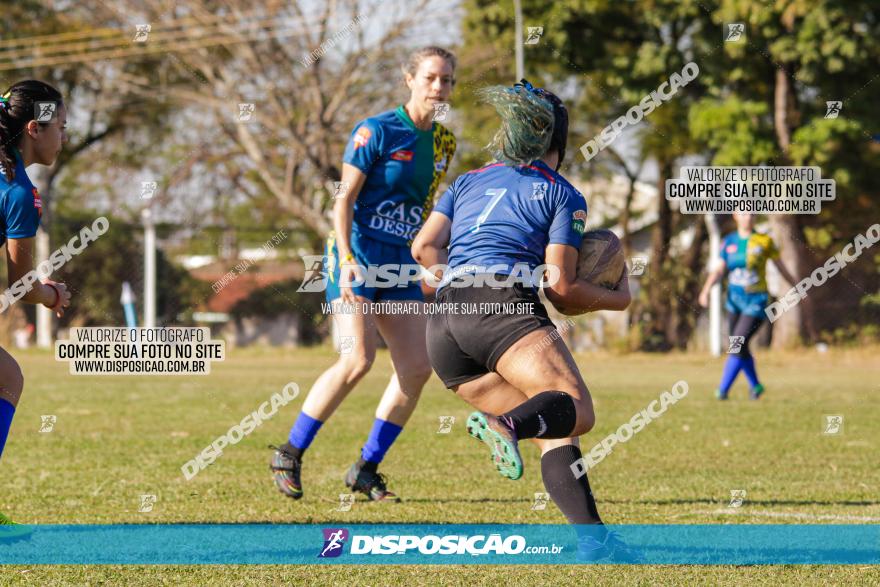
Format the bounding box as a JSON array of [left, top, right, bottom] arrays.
[[2, 181, 71, 316], [5, 237, 71, 316]]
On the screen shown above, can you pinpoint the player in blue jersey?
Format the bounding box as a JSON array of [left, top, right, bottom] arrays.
[[0, 81, 72, 540], [699, 213, 797, 400], [412, 80, 639, 561], [271, 47, 457, 502]]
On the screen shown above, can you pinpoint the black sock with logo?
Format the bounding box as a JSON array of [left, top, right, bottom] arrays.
[[541, 444, 604, 533], [501, 391, 577, 439]]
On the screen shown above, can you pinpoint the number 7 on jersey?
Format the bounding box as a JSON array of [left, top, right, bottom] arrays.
[[470, 188, 507, 233]]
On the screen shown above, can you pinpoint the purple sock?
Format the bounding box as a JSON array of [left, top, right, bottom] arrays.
[[0, 398, 15, 460], [288, 412, 323, 451], [361, 418, 403, 464]]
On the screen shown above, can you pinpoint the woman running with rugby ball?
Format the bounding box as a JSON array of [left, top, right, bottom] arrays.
[[412, 80, 638, 560], [0, 81, 72, 538], [271, 47, 457, 502], [698, 212, 796, 400]]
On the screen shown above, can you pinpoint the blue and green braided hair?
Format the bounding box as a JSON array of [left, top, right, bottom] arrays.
[[477, 79, 569, 170]]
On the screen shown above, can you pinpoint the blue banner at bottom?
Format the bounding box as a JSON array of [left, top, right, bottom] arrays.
[[1, 524, 878, 565]]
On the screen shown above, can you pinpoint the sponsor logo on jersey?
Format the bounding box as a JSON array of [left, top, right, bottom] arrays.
[[531, 182, 547, 200], [353, 127, 371, 150], [364, 199, 425, 241], [32, 188, 42, 218], [728, 267, 758, 288], [726, 243, 738, 253], [391, 150, 413, 161], [571, 209, 587, 235], [434, 155, 447, 172]]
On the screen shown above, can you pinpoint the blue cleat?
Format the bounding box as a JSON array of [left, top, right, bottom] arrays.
[[577, 530, 644, 563]]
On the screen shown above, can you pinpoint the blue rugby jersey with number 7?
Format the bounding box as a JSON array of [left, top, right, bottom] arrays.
[[432, 160, 587, 283]]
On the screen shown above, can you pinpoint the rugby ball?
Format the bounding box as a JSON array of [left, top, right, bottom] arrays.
[[552, 229, 627, 316]]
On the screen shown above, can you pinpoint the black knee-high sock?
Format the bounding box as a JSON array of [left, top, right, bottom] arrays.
[[501, 391, 577, 439], [541, 444, 604, 529]]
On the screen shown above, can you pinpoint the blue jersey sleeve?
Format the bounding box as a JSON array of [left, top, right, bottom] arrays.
[[548, 187, 587, 249], [3, 184, 41, 239], [342, 119, 383, 174], [433, 180, 456, 220]]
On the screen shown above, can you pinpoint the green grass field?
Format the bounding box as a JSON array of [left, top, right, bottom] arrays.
[[2, 345, 880, 585]]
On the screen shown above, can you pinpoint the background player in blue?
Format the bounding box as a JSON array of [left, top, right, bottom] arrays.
[[0, 81, 73, 539], [271, 47, 457, 502], [699, 213, 797, 400], [412, 80, 639, 561]]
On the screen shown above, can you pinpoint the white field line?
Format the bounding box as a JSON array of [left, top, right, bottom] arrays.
[[695, 508, 880, 522]]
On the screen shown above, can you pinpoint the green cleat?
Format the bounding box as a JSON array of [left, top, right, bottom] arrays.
[[0, 512, 33, 543], [466, 412, 523, 481], [750, 383, 765, 400]]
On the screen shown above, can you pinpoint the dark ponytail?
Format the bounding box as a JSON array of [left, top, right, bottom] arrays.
[[0, 80, 63, 182]]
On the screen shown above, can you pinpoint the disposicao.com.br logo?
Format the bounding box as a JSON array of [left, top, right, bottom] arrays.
[[318, 528, 562, 557], [319, 528, 349, 558]]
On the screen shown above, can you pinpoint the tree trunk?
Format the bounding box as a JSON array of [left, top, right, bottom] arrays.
[[669, 216, 709, 348], [770, 40, 818, 346], [620, 178, 635, 259], [606, 147, 639, 259], [640, 159, 674, 351]]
